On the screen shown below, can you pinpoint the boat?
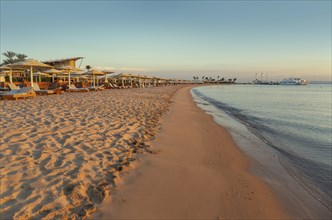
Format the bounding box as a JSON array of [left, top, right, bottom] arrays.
[[280, 77, 308, 85], [252, 72, 280, 85], [252, 79, 280, 85], [253, 79, 270, 85]]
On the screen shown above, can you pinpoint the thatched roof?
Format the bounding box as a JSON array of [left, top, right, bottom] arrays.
[[43, 57, 84, 64], [56, 66, 82, 72], [43, 68, 63, 74], [83, 69, 105, 75], [8, 59, 53, 69]]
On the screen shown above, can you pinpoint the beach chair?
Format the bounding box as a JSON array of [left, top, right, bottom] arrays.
[[32, 83, 56, 95], [7, 83, 20, 91], [111, 83, 120, 89], [0, 91, 6, 100], [66, 84, 89, 92], [2, 87, 36, 100], [106, 83, 114, 89], [104, 83, 112, 89], [47, 83, 64, 94], [88, 85, 105, 91]]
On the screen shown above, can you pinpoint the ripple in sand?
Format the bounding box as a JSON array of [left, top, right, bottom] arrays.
[[0, 86, 182, 218]]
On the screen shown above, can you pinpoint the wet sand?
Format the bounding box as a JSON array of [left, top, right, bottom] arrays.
[[96, 86, 289, 219]]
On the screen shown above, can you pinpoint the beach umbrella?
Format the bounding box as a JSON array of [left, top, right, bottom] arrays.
[[101, 70, 115, 83], [57, 66, 82, 86], [8, 59, 52, 86], [33, 71, 49, 77], [83, 69, 104, 86], [116, 73, 127, 87], [0, 65, 24, 83], [33, 71, 49, 82], [112, 73, 132, 87], [77, 75, 88, 81], [0, 65, 12, 83], [43, 68, 63, 82], [153, 77, 158, 87], [70, 71, 85, 82]]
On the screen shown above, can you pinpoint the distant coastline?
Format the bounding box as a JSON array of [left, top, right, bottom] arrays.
[[309, 81, 332, 84]]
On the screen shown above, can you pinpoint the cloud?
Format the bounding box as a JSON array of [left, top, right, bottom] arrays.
[[94, 66, 116, 71], [119, 67, 146, 71]]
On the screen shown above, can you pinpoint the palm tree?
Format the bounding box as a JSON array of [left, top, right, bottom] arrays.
[[15, 53, 27, 62], [233, 78, 237, 83], [86, 65, 91, 72], [2, 51, 16, 64]]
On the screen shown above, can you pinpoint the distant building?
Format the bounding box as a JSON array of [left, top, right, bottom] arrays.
[[43, 57, 84, 68]]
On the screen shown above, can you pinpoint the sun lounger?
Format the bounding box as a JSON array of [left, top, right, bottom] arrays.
[[111, 83, 121, 89], [88, 85, 105, 91], [106, 83, 119, 89], [32, 83, 57, 95], [0, 86, 9, 92], [47, 83, 64, 94], [7, 83, 20, 91], [66, 84, 89, 92], [2, 87, 36, 100], [0, 91, 5, 100]]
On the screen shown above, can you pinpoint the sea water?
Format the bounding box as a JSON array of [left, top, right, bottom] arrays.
[[191, 84, 332, 217]]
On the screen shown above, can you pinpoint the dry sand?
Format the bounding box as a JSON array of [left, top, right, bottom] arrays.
[[96, 86, 289, 219], [0, 86, 182, 219]]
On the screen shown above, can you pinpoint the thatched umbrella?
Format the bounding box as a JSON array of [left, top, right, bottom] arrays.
[[8, 59, 52, 86], [101, 70, 115, 83], [43, 68, 63, 82], [112, 73, 136, 87], [0, 65, 12, 83], [56, 66, 82, 86], [83, 69, 104, 86], [0, 65, 25, 83], [33, 71, 50, 82]]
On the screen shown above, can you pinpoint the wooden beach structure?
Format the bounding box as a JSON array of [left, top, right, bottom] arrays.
[[43, 57, 84, 69]]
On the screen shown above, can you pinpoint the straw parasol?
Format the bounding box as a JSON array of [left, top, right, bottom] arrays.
[[33, 71, 50, 82], [83, 69, 105, 86], [101, 70, 115, 83], [8, 59, 52, 86], [33, 71, 49, 77], [43, 68, 63, 82], [0, 65, 12, 83], [57, 66, 82, 86], [0, 65, 25, 83]]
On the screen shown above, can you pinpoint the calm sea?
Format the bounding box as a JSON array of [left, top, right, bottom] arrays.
[[191, 84, 332, 215]]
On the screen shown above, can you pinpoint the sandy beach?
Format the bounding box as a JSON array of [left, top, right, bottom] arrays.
[[0, 85, 291, 219], [95, 86, 289, 219], [0, 86, 182, 219]]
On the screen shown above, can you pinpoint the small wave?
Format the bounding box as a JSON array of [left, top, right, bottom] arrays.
[[192, 87, 332, 211]]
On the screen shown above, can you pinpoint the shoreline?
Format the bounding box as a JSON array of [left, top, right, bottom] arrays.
[[96, 86, 289, 219], [191, 84, 331, 219]]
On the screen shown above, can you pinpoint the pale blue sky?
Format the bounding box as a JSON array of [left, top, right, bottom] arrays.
[[1, 0, 331, 81]]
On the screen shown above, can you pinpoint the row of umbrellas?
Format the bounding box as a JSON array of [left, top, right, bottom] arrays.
[[0, 59, 190, 86], [0, 59, 111, 86]]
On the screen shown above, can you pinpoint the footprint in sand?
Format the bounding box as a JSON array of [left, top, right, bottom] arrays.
[[17, 183, 34, 200], [87, 185, 106, 204]]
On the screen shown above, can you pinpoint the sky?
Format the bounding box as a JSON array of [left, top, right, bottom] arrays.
[[1, 0, 331, 82]]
